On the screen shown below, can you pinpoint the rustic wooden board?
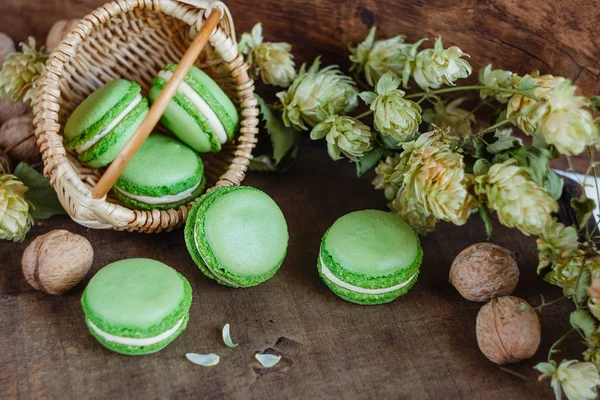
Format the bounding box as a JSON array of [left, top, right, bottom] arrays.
[[0, 138, 583, 399]]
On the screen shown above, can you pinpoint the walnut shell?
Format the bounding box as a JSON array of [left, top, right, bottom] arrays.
[[476, 296, 540, 364], [0, 32, 15, 65], [0, 148, 12, 173], [0, 100, 30, 126], [22, 230, 93, 295], [0, 114, 40, 164], [46, 19, 80, 53], [449, 242, 519, 302]]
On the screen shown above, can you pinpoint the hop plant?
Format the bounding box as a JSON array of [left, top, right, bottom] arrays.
[[475, 159, 557, 236], [277, 57, 358, 131], [506, 73, 566, 135], [530, 80, 599, 156], [372, 153, 403, 200], [536, 219, 580, 273], [544, 250, 592, 298], [422, 98, 475, 137], [478, 64, 516, 103], [389, 188, 439, 235], [359, 72, 422, 142], [412, 37, 472, 89], [238, 23, 296, 88], [310, 115, 373, 161], [536, 359, 600, 400], [0, 174, 33, 242], [349, 26, 426, 88], [0, 37, 48, 105], [392, 130, 476, 226]]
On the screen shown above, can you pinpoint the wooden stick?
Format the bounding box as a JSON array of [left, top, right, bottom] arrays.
[[91, 9, 223, 199]]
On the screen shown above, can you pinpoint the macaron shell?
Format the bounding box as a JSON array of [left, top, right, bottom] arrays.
[[112, 175, 206, 211], [64, 79, 141, 146], [324, 210, 419, 276], [114, 134, 204, 197], [86, 313, 189, 356], [82, 258, 190, 334], [150, 79, 221, 153], [78, 97, 149, 167], [165, 64, 239, 139]]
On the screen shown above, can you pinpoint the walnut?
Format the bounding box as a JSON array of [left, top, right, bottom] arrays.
[[0, 32, 15, 65], [22, 230, 93, 295], [476, 296, 541, 364], [0, 114, 40, 164], [46, 19, 80, 53], [0, 100, 30, 126], [449, 242, 519, 302]]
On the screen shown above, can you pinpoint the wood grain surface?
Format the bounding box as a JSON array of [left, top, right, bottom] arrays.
[[1, 0, 598, 399]]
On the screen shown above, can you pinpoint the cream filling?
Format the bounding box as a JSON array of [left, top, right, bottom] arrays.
[[76, 94, 143, 153], [319, 254, 417, 295], [193, 223, 241, 288], [158, 70, 228, 144], [115, 180, 201, 205], [87, 317, 184, 347]]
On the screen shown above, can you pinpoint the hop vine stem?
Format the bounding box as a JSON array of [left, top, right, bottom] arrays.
[[404, 85, 541, 102], [548, 329, 575, 362]]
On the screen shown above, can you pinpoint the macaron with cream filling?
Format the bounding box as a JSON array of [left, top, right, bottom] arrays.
[[149, 64, 239, 153], [64, 79, 149, 168], [111, 134, 205, 210], [81, 258, 192, 355], [317, 210, 422, 305]]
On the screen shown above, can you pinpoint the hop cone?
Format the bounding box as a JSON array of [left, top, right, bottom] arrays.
[[422, 98, 475, 137], [372, 153, 403, 200], [0, 174, 33, 242], [277, 57, 358, 131], [413, 37, 472, 89], [392, 130, 476, 226], [389, 188, 438, 235], [0, 37, 48, 105], [478, 64, 516, 103], [536, 360, 600, 400], [310, 115, 372, 161], [359, 72, 422, 142], [238, 23, 296, 87], [506, 73, 566, 135], [475, 159, 557, 236], [536, 219, 579, 273]]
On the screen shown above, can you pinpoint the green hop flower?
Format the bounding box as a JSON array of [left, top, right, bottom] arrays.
[[478, 64, 517, 103], [238, 23, 296, 88], [475, 159, 557, 236], [0, 173, 33, 242], [536, 359, 600, 400], [423, 97, 475, 137], [389, 188, 439, 235], [372, 153, 403, 200], [0, 37, 48, 105], [277, 57, 358, 131], [310, 115, 372, 161], [392, 130, 476, 226], [412, 36, 472, 89], [349, 26, 426, 88], [359, 72, 422, 142], [530, 80, 599, 156], [536, 219, 579, 273]]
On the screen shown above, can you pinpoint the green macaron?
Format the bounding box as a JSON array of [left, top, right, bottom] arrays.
[[64, 79, 149, 168], [112, 134, 205, 211], [317, 210, 422, 305], [81, 258, 192, 355], [184, 186, 288, 287], [149, 64, 239, 153]]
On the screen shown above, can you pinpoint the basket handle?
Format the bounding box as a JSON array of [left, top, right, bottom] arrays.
[[91, 8, 223, 200]]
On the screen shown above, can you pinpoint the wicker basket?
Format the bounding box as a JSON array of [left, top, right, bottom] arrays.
[[32, 0, 258, 233]]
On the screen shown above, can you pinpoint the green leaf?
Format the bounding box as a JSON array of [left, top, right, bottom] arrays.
[[544, 169, 564, 201], [473, 159, 491, 177], [13, 162, 65, 220], [355, 147, 384, 177], [575, 267, 591, 304], [571, 195, 596, 229], [255, 94, 300, 167], [517, 76, 535, 91], [510, 146, 551, 187], [478, 205, 493, 240], [486, 128, 522, 154], [532, 131, 548, 149], [570, 309, 596, 338], [591, 96, 600, 114]]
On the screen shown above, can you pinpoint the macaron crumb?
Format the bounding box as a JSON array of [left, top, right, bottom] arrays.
[[186, 353, 220, 366]]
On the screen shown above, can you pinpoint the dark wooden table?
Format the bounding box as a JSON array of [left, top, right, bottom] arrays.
[[1, 0, 598, 398]]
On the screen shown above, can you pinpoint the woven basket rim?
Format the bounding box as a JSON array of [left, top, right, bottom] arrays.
[[32, 0, 259, 233]]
